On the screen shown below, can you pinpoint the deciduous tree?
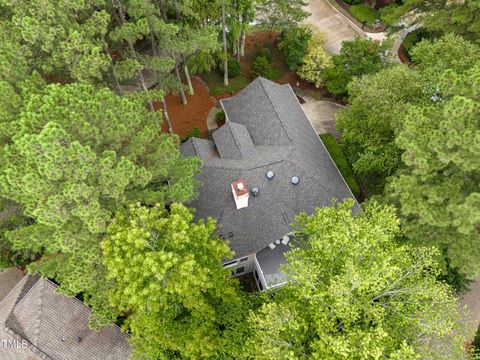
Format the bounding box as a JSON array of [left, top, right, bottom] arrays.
[[324, 37, 390, 96], [336, 65, 427, 194], [297, 31, 331, 88], [255, 0, 309, 32], [103, 203, 247, 358], [246, 200, 470, 359]]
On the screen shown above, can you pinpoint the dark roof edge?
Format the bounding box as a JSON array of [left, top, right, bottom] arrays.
[[285, 84, 361, 208]]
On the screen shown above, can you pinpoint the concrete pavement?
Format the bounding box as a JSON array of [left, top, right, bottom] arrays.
[[302, 99, 344, 138], [304, 0, 388, 54], [304, 0, 362, 54]]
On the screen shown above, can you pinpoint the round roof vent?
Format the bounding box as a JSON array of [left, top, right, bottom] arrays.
[[266, 170, 274, 180], [251, 187, 259, 196], [291, 176, 300, 185]]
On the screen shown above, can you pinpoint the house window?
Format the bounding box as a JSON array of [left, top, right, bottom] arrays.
[[240, 257, 248, 263], [223, 260, 237, 267], [236, 267, 245, 275]]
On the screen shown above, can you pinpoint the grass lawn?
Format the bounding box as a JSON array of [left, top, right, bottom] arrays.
[[320, 133, 361, 198], [349, 4, 378, 26]]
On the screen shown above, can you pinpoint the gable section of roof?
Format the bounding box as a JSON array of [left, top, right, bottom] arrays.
[[220, 77, 291, 146], [212, 122, 256, 160], [180, 137, 216, 163]]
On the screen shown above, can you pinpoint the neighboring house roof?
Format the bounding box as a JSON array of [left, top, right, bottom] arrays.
[[0, 274, 130, 360], [181, 77, 358, 258]]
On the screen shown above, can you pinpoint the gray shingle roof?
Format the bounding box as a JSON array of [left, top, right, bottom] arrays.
[[212, 122, 256, 159], [3, 275, 131, 360], [181, 77, 358, 258]]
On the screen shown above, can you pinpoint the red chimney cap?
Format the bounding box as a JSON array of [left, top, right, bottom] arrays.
[[231, 179, 248, 196]]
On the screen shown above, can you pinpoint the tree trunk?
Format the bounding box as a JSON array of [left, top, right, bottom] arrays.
[[162, 97, 173, 133], [112, 69, 123, 95], [174, 62, 187, 105], [221, 2, 229, 86], [236, 39, 241, 61], [150, 31, 158, 57], [114, 0, 155, 112], [183, 60, 194, 95], [240, 30, 246, 57]]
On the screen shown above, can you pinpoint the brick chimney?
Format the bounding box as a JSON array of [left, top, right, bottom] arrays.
[[231, 179, 249, 209]]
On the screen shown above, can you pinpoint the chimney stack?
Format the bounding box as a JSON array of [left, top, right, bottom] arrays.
[[231, 179, 249, 209]]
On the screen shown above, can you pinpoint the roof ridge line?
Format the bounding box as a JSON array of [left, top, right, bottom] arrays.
[[258, 78, 293, 143], [32, 279, 45, 347], [227, 122, 244, 158]]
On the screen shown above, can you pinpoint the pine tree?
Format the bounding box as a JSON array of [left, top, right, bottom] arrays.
[[0, 83, 200, 326]]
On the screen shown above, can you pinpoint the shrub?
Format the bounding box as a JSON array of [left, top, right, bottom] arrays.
[[278, 26, 312, 70], [215, 110, 225, 124], [343, 0, 362, 4], [188, 127, 201, 138], [251, 55, 273, 79], [255, 47, 272, 61], [227, 58, 241, 78], [349, 4, 378, 26]]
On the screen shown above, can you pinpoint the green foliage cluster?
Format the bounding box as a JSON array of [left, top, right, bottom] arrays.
[[278, 25, 312, 70], [349, 4, 379, 26], [337, 34, 480, 279], [380, 0, 480, 44], [402, 28, 438, 55], [325, 37, 389, 96], [319, 134, 360, 197], [215, 110, 226, 124], [297, 31, 331, 88], [102, 203, 250, 358], [343, 0, 362, 4], [0, 82, 200, 327], [251, 55, 273, 79], [255, 0, 310, 31], [245, 200, 469, 358], [223, 58, 241, 78]]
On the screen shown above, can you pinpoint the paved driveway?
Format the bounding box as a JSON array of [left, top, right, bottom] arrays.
[[304, 0, 362, 54]]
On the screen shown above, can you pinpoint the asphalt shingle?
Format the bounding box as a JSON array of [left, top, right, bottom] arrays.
[[181, 77, 358, 258]]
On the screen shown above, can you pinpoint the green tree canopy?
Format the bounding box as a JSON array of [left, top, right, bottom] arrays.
[[255, 0, 309, 32], [102, 203, 249, 358], [1, 0, 112, 82], [336, 34, 480, 195], [336, 64, 427, 194], [325, 37, 390, 96], [387, 63, 480, 276], [246, 200, 470, 359], [381, 0, 480, 44], [0, 83, 200, 325], [297, 31, 332, 88]]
